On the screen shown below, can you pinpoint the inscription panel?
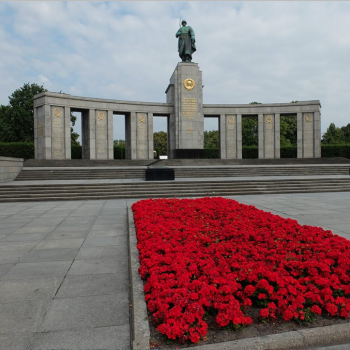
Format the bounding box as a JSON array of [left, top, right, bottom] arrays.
[[51, 106, 64, 158], [182, 97, 197, 119]]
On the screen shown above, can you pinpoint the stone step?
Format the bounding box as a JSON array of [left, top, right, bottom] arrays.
[[15, 166, 350, 181], [1, 178, 350, 202]]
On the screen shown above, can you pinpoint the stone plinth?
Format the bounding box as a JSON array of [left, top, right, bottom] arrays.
[[166, 62, 204, 157]]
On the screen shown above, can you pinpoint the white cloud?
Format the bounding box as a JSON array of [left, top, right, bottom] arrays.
[[0, 1, 350, 139]]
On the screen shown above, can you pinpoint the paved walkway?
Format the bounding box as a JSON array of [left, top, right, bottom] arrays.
[[1, 191, 350, 349]]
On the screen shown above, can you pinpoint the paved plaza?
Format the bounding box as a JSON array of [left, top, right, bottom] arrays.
[[1, 191, 350, 349]]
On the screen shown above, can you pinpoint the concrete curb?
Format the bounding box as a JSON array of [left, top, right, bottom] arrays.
[[128, 207, 151, 350], [128, 206, 350, 350]]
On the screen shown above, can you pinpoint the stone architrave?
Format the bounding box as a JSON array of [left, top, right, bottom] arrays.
[[166, 62, 204, 155]]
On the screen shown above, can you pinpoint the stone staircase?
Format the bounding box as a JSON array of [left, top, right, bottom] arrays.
[[15, 165, 350, 181], [2, 178, 350, 202]]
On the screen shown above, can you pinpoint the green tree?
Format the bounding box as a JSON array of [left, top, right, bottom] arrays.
[[280, 116, 297, 146], [341, 123, 350, 143], [0, 83, 46, 142], [204, 130, 219, 149], [113, 139, 126, 148], [153, 131, 167, 156], [242, 117, 258, 146], [70, 113, 80, 146], [322, 123, 345, 144]]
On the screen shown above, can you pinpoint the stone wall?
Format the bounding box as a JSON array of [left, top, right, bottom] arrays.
[[0, 156, 23, 183]]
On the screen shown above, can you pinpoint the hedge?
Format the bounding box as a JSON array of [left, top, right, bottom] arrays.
[[0, 143, 349, 160], [281, 146, 297, 158], [242, 146, 258, 159], [0, 142, 34, 159], [321, 144, 350, 159], [204, 148, 219, 158]]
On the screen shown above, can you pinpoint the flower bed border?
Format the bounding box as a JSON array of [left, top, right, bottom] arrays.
[[127, 206, 350, 350]]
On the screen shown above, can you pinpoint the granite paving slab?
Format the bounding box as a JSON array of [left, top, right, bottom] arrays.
[[1, 260, 72, 280], [39, 294, 129, 332]]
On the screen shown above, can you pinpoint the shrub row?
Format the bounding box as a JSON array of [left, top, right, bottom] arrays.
[[0, 143, 349, 160]]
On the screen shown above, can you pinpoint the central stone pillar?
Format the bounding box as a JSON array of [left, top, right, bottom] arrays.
[[166, 62, 204, 158]]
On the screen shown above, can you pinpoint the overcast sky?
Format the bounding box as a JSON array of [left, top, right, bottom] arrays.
[[1, 1, 349, 140]]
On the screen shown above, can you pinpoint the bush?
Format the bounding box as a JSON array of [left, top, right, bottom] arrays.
[[281, 146, 297, 158], [71, 145, 82, 159], [321, 144, 350, 159], [0, 142, 34, 159], [243, 146, 258, 159], [114, 146, 125, 159], [204, 148, 219, 158]]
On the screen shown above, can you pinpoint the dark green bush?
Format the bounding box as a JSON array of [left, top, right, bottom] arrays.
[[281, 146, 297, 158], [242, 146, 258, 159], [321, 144, 350, 159], [0, 142, 34, 159], [71, 145, 82, 159], [114, 146, 125, 159], [204, 148, 219, 158]]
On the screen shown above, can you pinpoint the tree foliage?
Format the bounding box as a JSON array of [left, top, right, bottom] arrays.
[[204, 130, 219, 149], [0, 83, 46, 142], [322, 123, 346, 144], [114, 139, 126, 148], [280, 115, 297, 146], [242, 117, 258, 146], [154, 131, 167, 155]]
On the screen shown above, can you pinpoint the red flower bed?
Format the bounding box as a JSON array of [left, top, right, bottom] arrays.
[[132, 197, 350, 344]]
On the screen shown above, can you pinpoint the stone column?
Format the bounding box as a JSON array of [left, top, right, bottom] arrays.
[[107, 111, 114, 159], [82, 109, 96, 159], [237, 114, 242, 159], [274, 113, 280, 158], [51, 106, 65, 160], [258, 114, 264, 159], [302, 112, 314, 158], [95, 110, 108, 160], [220, 114, 241, 159], [125, 112, 137, 160], [297, 112, 303, 158], [167, 113, 176, 158], [219, 115, 226, 159], [136, 112, 152, 160], [314, 111, 321, 158], [263, 114, 275, 159], [64, 107, 71, 159], [147, 113, 154, 160]]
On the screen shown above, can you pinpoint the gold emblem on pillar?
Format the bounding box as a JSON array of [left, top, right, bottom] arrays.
[[227, 116, 235, 124], [98, 112, 105, 120], [183, 78, 195, 91], [139, 114, 145, 123], [305, 114, 312, 122], [265, 115, 273, 123], [54, 108, 61, 118]]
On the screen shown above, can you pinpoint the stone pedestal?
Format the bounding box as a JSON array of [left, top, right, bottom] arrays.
[[166, 63, 204, 157]]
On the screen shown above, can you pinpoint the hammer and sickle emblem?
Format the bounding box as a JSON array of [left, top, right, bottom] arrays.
[[54, 108, 61, 118], [139, 115, 145, 123], [98, 112, 104, 120]]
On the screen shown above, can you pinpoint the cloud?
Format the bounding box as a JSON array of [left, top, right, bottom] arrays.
[[0, 1, 350, 140]]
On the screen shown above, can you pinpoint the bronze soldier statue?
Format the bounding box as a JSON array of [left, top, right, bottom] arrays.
[[176, 20, 196, 62]]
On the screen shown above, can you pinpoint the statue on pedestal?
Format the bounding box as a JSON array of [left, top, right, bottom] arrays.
[[176, 20, 196, 62]]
